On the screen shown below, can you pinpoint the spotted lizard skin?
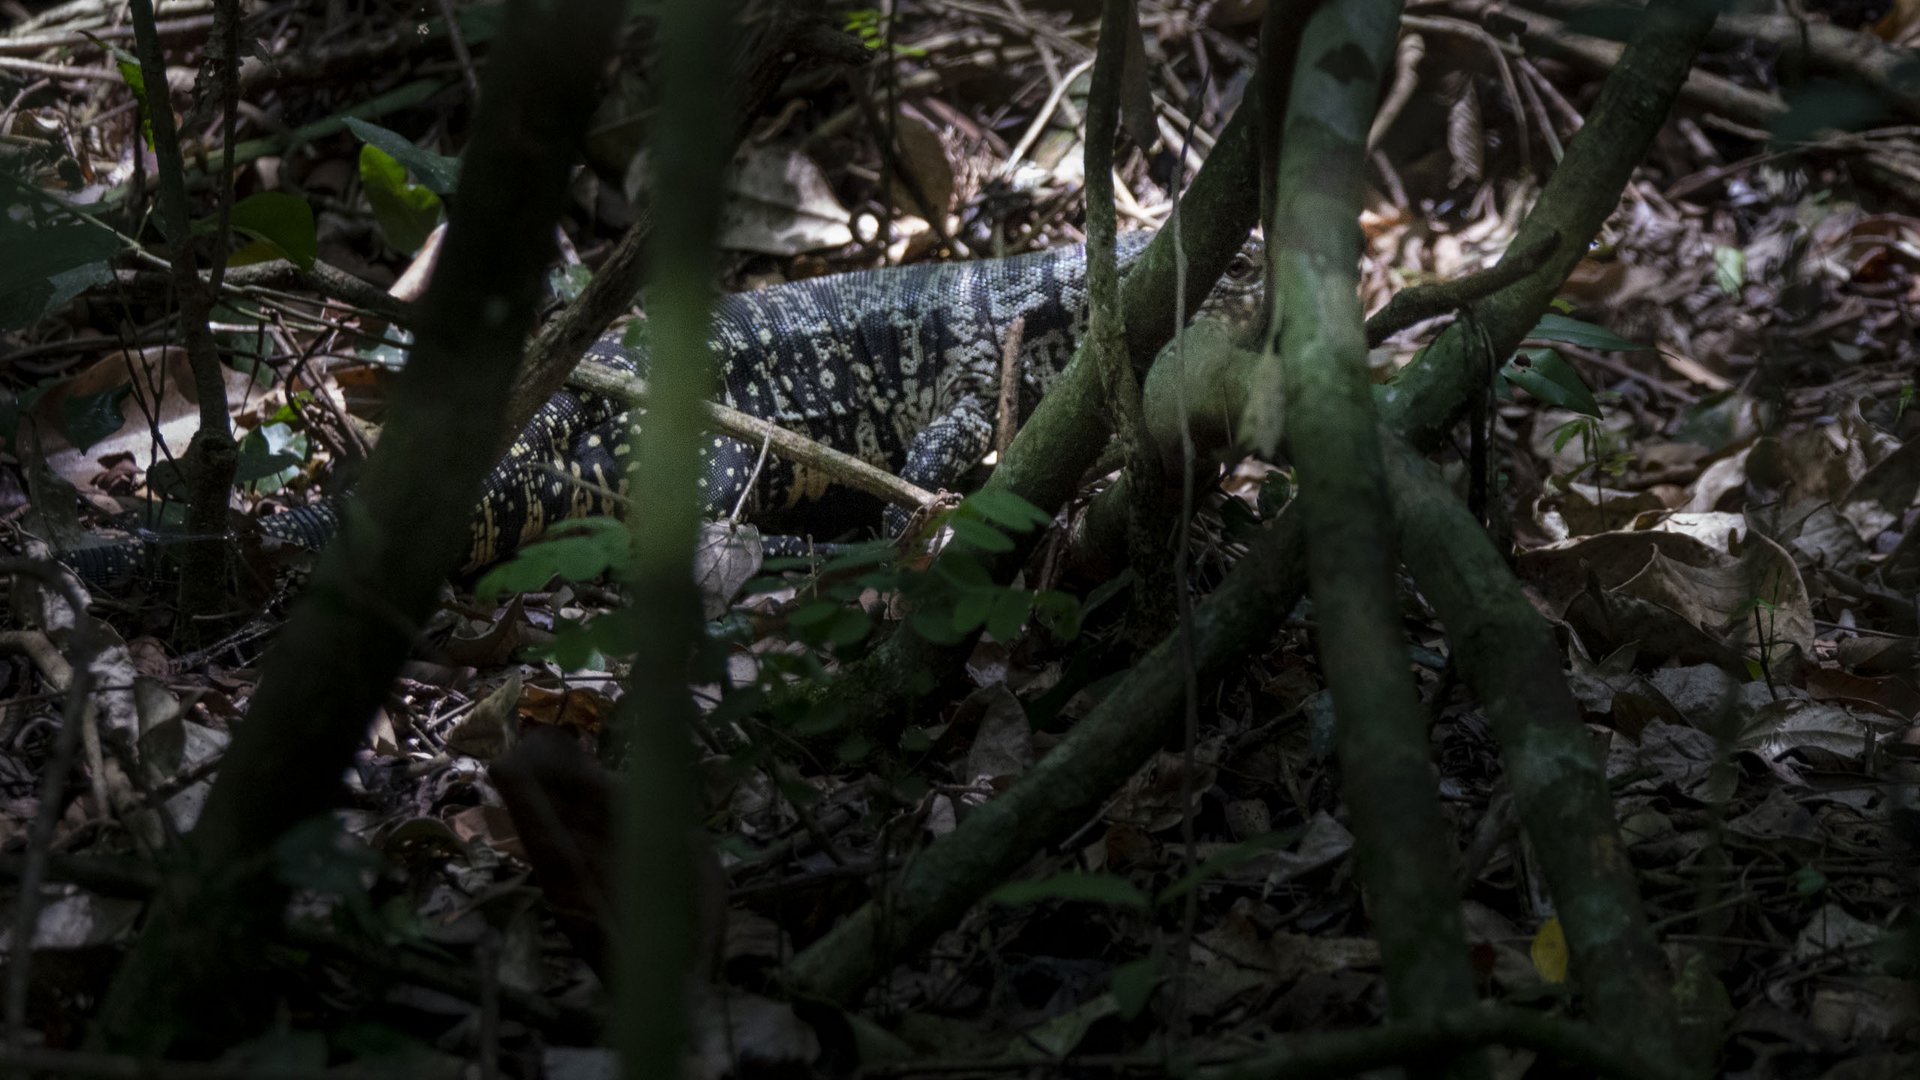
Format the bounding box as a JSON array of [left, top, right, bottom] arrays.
[[62, 232, 1252, 582], [476, 232, 1179, 563]]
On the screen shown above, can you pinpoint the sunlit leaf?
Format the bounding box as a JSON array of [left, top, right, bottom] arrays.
[[1530, 917, 1569, 983], [345, 118, 461, 193], [358, 144, 442, 255]]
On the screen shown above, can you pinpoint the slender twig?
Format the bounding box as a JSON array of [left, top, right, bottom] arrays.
[[1364, 229, 1558, 346], [567, 363, 935, 512], [0, 559, 97, 1048]]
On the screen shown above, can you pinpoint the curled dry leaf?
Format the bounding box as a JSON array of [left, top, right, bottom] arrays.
[[24, 348, 271, 496]]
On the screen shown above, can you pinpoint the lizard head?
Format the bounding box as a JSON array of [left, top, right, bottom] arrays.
[[1196, 235, 1267, 325]]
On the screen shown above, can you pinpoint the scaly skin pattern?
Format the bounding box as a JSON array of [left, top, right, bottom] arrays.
[[64, 232, 1251, 582], [465, 233, 1163, 568]]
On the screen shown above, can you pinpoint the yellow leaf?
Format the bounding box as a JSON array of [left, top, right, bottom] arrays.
[[1531, 917, 1569, 983]]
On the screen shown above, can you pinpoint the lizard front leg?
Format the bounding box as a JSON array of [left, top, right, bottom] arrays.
[[886, 400, 995, 538]]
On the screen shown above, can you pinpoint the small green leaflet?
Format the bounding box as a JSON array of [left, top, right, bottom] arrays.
[[344, 118, 460, 194], [1110, 957, 1160, 1021], [358, 144, 442, 255], [1712, 245, 1746, 295], [965, 488, 1053, 532], [1527, 312, 1647, 352], [950, 589, 993, 633], [948, 516, 1014, 553], [549, 264, 592, 304], [986, 588, 1030, 641], [989, 872, 1150, 911], [1772, 81, 1889, 143], [226, 193, 317, 271], [1155, 827, 1305, 907], [359, 326, 413, 370], [1501, 347, 1601, 418], [88, 32, 151, 147], [235, 422, 308, 492], [789, 599, 872, 648], [543, 612, 640, 671], [59, 384, 131, 451], [1030, 590, 1082, 641], [0, 222, 121, 331], [475, 517, 630, 599]]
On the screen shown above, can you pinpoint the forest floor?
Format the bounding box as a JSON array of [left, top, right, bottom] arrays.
[[0, 1, 1917, 1077]]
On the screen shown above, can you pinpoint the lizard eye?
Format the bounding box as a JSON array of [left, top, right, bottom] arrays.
[[1226, 252, 1260, 281]]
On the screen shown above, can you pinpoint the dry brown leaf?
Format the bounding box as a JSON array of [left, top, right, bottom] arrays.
[[24, 348, 271, 495]]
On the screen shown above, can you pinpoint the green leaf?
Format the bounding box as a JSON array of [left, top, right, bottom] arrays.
[[788, 599, 847, 630], [791, 700, 847, 737], [358, 325, 413, 369], [345, 118, 461, 194], [949, 516, 1014, 553], [986, 588, 1030, 641], [89, 32, 151, 147], [1527, 312, 1647, 352], [59, 384, 131, 451], [1789, 864, 1827, 897], [234, 422, 307, 489], [1110, 957, 1160, 1021], [1712, 245, 1746, 294], [834, 734, 871, 764], [540, 612, 641, 670], [549, 264, 592, 304], [1030, 590, 1082, 641], [226, 193, 317, 271], [909, 608, 969, 645], [1502, 348, 1602, 418], [358, 145, 443, 255], [821, 541, 896, 573], [273, 816, 384, 897], [1550, 417, 1588, 453], [989, 872, 1150, 911], [1772, 81, 1889, 143], [544, 620, 607, 672], [826, 608, 872, 648], [475, 526, 627, 600], [951, 589, 992, 633], [0, 222, 121, 331], [966, 488, 1053, 532], [1255, 468, 1291, 518], [933, 552, 994, 589], [1155, 828, 1304, 907]]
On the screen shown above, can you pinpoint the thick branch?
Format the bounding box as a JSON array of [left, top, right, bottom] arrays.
[[787, 0, 1712, 1032], [91, 0, 628, 1055], [1259, 0, 1486, 1058], [809, 84, 1265, 750]]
